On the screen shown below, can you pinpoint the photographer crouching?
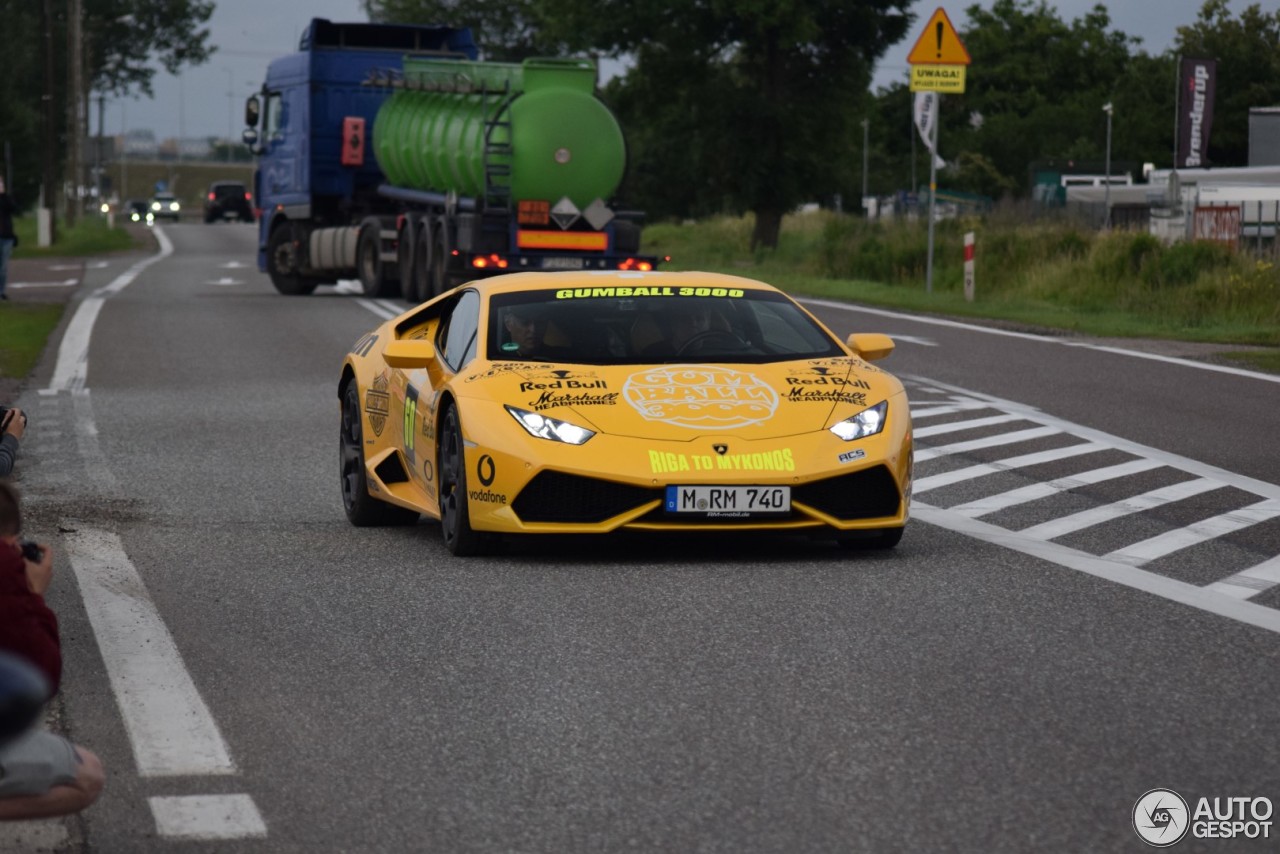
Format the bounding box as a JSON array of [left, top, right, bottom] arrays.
[[0, 480, 105, 820]]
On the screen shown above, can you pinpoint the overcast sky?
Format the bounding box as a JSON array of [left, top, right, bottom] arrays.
[[118, 0, 1250, 141]]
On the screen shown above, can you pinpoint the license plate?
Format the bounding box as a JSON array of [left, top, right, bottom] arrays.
[[664, 485, 791, 517], [540, 256, 584, 270]]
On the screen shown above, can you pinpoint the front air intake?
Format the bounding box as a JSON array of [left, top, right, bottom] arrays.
[[792, 465, 901, 520], [512, 471, 659, 523]]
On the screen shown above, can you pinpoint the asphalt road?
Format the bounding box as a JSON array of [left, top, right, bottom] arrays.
[[4, 223, 1279, 852]]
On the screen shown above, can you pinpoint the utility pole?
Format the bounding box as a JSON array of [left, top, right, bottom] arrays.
[[66, 0, 84, 226], [860, 118, 870, 216], [225, 69, 235, 163], [96, 94, 106, 209], [40, 0, 57, 243]]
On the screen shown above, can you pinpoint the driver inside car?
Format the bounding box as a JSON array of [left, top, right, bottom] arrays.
[[636, 303, 733, 358]]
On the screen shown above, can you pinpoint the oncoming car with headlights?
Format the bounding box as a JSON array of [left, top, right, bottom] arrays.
[[339, 271, 912, 555], [149, 192, 181, 222]]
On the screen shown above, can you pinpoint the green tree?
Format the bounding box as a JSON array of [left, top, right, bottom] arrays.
[[88, 0, 216, 96], [363, 0, 556, 61], [367, 0, 912, 248], [941, 0, 1142, 197], [560, 0, 913, 248], [0, 0, 214, 211], [1176, 0, 1280, 167]]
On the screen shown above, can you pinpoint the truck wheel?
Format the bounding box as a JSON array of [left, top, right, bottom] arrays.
[[431, 229, 460, 297], [357, 220, 386, 297], [397, 219, 416, 303], [267, 224, 319, 296], [413, 224, 433, 303]]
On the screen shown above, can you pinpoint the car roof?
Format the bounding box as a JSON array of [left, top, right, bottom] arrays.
[[210, 181, 245, 188]]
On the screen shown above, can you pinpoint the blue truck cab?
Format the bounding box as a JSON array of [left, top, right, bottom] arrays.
[[244, 17, 655, 300], [246, 19, 476, 288]]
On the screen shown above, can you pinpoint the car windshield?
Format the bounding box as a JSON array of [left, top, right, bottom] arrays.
[[488, 286, 844, 365], [213, 184, 244, 198]]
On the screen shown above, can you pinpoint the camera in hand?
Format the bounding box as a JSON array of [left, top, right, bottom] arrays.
[[0, 406, 27, 430], [19, 539, 44, 562]]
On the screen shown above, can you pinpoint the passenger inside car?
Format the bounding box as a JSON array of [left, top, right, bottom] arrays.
[[500, 305, 572, 360]]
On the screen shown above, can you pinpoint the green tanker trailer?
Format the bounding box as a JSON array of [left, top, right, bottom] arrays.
[[245, 18, 658, 299]]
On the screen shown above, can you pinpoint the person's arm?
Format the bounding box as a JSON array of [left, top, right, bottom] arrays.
[[0, 433, 17, 477]]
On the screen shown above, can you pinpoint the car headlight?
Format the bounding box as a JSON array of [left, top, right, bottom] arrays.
[[829, 400, 888, 442], [504, 405, 595, 445], [169, 202, 180, 211], [150, 202, 160, 211]]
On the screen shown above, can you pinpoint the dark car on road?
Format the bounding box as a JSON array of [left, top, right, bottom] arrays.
[[125, 199, 152, 224], [204, 181, 254, 223]]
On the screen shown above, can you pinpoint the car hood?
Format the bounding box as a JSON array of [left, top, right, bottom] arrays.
[[459, 358, 894, 440]]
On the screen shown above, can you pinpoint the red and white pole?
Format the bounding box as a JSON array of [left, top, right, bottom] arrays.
[[963, 231, 975, 302]]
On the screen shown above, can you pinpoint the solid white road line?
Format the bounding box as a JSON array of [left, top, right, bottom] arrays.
[[948, 458, 1164, 518], [913, 426, 1060, 462], [63, 527, 236, 777], [48, 227, 174, 392], [803, 297, 1280, 384], [912, 413, 1024, 438], [1104, 499, 1280, 566], [914, 503, 1280, 635], [1018, 478, 1223, 541], [1204, 555, 1280, 600], [149, 795, 267, 840], [912, 443, 1110, 493]]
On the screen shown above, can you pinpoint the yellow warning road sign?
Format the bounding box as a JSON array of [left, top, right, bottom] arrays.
[[907, 8, 971, 66], [910, 64, 966, 93]]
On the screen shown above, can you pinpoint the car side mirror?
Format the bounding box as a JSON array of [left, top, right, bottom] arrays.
[[242, 128, 259, 148], [244, 95, 260, 128], [846, 333, 895, 362], [383, 339, 437, 368]]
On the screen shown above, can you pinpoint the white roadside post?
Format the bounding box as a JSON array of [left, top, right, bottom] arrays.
[[963, 231, 975, 302]]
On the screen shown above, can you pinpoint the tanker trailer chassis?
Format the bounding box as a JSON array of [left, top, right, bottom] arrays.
[[244, 19, 658, 300]]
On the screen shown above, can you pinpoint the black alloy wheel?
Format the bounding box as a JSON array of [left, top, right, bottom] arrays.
[[437, 404, 487, 555], [340, 381, 419, 527]]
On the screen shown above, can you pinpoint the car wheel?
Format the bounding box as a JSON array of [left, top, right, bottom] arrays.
[[340, 381, 419, 527], [267, 224, 319, 295], [836, 526, 904, 550], [437, 403, 488, 555]]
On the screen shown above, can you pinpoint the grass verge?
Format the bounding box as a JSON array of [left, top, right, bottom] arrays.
[[0, 303, 65, 383], [13, 214, 139, 258], [643, 211, 1280, 373]]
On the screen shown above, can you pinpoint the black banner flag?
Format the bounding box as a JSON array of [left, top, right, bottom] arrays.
[[1176, 57, 1217, 169]]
